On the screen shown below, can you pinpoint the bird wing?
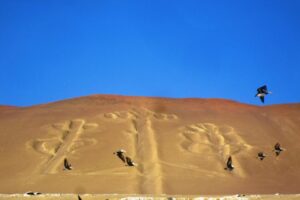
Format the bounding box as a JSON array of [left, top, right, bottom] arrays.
[[259, 96, 265, 103], [126, 156, 134, 166], [118, 153, 126, 163], [257, 87, 262, 93], [64, 158, 68, 168], [227, 157, 232, 166], [257, 85, 267, 94], [262, 85, 268, 93]]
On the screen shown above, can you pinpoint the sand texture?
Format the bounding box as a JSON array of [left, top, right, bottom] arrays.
[[1, 194, 300, 200], [0, 95, 300, 195]]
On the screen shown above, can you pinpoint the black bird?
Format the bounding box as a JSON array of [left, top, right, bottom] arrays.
[[63, 158, 72, 170], [24, 191, 42, 196], [78, 194, 82, 200], [274, 142, 284, 156], [257, 152, 267, 160], [125, 156, 137, 167], [255, 85, 272, 103], [225, 156, 234, 171], [113, 149, 126, 163]]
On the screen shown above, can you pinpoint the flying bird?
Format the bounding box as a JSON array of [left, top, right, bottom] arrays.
[[113, 149, 126, 163], [255, 85, 272, 103], [257, 152, 267, 160], [274, 143, 284, 156], [225, 156, 234, 171], [125, 156, 137, 167], [63, 158, 72, 170]]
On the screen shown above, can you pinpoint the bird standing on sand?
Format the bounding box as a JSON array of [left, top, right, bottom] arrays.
[[255, 85, 272, 103], [63, 158, 72, 170], [113, 149, 126, 163], [24, 191, 42, 196], [225, 156, 234, 171], [274, 143, 284, 156], [257, 152, 267, 160]]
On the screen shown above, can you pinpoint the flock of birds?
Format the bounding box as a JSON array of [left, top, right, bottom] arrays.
[[225, 85, 286, 171], [225, 142, 285, 171], [63, 149, 137, 172], [59, 150, 138, 199], [113, 149, 138, 166], [27, 85, 284, 199]]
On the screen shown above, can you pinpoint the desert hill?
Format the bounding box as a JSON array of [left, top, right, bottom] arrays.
[[0, 95, 300, 195]]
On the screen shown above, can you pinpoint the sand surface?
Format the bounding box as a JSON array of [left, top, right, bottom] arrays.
[[0, 95, 300, 195], [1, 194, 300, 200]]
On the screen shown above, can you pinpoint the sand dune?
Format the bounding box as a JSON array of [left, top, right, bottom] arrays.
[[0, 95, 300, 195]]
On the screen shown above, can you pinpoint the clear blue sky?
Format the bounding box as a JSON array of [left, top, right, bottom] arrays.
[[0, 0, 299, 106]]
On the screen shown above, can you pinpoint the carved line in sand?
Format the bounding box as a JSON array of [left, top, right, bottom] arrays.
[[179, 123, 252, 177], [102, 109, 178, 194], [103, 110, 139, 157], [102, 109, 178, 158], [135, 108, 178, 194], [103, 110, 178, 121], [28, 119, 98, 174]]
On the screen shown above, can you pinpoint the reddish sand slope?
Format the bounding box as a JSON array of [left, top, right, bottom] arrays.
[[0, 95, 299, 195]]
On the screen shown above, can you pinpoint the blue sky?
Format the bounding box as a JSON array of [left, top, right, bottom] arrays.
[[0, 0, 299, 106]]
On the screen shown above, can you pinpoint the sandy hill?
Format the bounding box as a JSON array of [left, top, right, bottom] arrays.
[[0, 95, 300, 195]]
